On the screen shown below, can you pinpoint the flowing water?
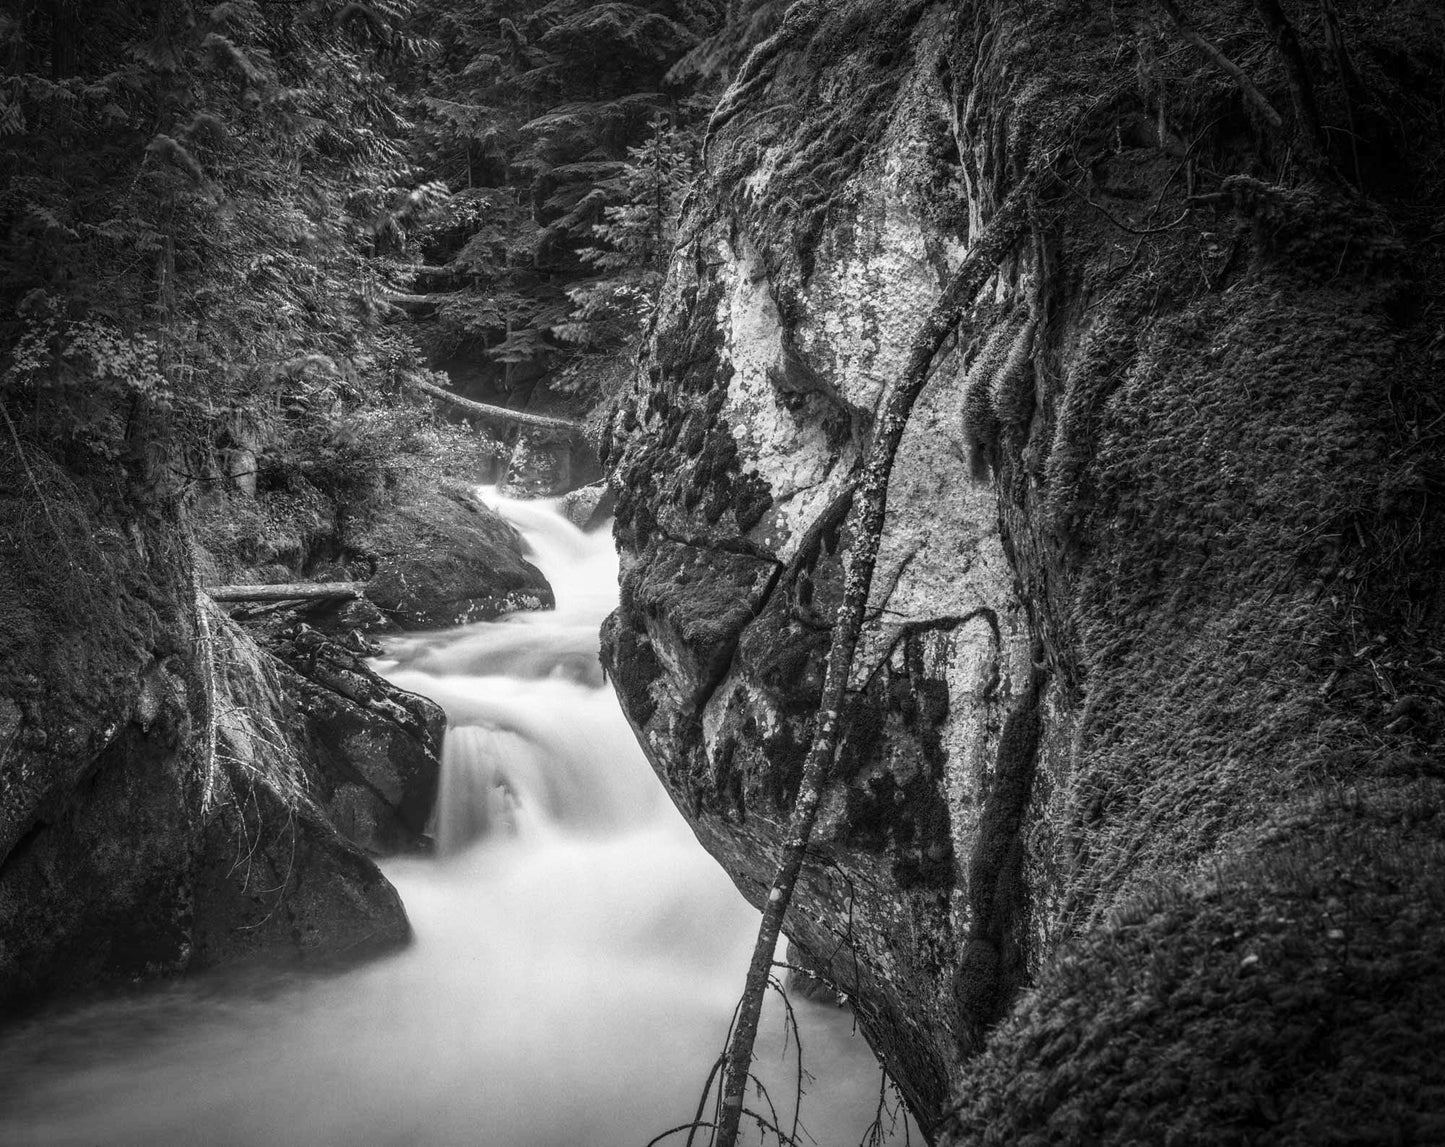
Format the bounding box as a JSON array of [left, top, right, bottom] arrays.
[[0, 489, 913, 1146]]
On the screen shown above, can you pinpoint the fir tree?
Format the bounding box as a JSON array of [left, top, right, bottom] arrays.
[[399, 0, 723, 397], [0, 0, 439, 496]]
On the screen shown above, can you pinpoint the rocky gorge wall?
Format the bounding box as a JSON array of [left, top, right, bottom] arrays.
[[0, 443, 549, 1018], [602, 1, 1445, 1139]]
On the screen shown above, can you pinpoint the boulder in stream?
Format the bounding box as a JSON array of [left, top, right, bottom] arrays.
[[558, 481, 616, 532], [0, 481, 415, 1016], [261, 622, 445, 856], [353, 480, 552, 628]]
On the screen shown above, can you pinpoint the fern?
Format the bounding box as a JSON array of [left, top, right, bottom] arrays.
[[147, 133, 206, 182], [202, 33, 266, 85], [0, 96, 25, 136]]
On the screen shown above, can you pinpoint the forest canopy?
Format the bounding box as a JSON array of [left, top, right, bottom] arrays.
[[0, 0, 754, 508]]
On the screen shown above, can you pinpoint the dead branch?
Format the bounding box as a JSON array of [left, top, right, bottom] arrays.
[[382, 291, 447, 312], [1057, 178, 1193, 236], [711, 176, 1036, 1147], [1253, 0, 1327, 160], [860, 1065, 912, 1147], [647, 1121, 717, 1147], [1153, 0, 1286, 132], [680, 1055, 725, 1147]]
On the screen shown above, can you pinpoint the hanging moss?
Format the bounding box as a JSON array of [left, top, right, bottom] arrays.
[[709, 0, 932, 284], [991, 314, 1038, 429], [952, 662, 1046, 1048]]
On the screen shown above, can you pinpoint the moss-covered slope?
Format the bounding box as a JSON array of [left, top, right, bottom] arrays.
[[603, 0, 1445, 1137]]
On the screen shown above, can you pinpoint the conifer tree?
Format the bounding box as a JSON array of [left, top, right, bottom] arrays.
[[400, 1, 723, 397], [0, 0, 437, 493]]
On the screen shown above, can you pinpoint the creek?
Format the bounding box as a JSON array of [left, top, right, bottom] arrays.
[[0, 489, 911, 1146]]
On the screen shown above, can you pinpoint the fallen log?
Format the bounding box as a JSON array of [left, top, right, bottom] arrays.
[[205, 582, 364, 602], [408, 376, 585, 434], [382, 292, 447, 313]]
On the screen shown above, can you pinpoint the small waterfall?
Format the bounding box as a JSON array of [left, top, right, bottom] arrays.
[[433, 724, 538, 848], [385, 487, 668, 857], [426, 675, 662, 852], [0, 486, 913, 1147]]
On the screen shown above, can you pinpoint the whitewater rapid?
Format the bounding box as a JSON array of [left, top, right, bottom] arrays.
[[0, 488, 912, 1146]]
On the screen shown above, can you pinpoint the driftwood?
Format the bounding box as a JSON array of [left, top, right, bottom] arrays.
[[408, 376, 585, 434], [205, 582, 364, 602]]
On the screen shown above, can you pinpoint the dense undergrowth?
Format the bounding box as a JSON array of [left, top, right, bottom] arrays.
[[0, 0, 454, 532], [0, 0, 742, 541]]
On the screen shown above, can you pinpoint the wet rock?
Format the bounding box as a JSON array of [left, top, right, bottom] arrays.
[[0, 494, 414, 1018], [603, 12, 1025, 1115], [0, 717, 204, 1011], [261, 623, 444, 855], [558, 482, 616, 531], [354, 480, 552, 629], [191, 760, 409, 971], [784, 940, 845, 1007], [603, 1, 1445, 1134]]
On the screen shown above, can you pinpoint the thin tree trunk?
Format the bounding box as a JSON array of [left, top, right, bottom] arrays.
[[1252, 0, 1328, 161], [1318, 0, 1362, 184], [712, 181, 1035, 1147]]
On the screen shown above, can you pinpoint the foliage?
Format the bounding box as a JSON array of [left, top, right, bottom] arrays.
[[0, 0, 440, 503], [564, 113, 699, 347], [398, 0, 722, 392]]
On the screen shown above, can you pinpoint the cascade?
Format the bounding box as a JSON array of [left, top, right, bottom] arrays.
[[0, 489, 911, 1146]]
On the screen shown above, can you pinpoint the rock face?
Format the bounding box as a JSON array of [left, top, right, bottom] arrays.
[[240, 622, 446, 857], [603, 1, 1445, 1139], [0, 470, 444, 1017]]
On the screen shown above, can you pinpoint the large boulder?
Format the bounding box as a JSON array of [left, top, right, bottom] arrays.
[[0, 468, 412, 1018], [602, 0, 1445, 1137], [353, 480, 551, 628], [260, 623, 445, 855], [190, 615, 416, 971]]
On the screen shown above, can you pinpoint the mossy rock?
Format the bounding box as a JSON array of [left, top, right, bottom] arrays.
[[354, 481, 552, 629]]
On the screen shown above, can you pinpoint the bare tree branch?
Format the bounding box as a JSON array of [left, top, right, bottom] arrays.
[[1154, 0, 1287, 132], [383, 291, 448, 312], [205, 582, 364, 602]]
